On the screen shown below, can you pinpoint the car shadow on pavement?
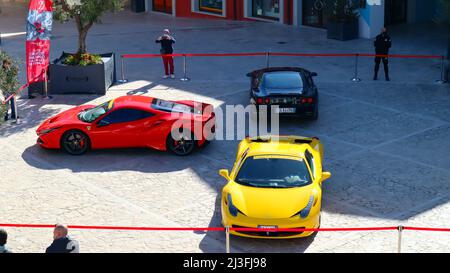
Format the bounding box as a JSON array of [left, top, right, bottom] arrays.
[[198, 194, 317, 253]]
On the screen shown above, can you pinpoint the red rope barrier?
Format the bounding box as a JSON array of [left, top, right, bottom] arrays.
[[358, 53, 443, 59], [121, 53, 185, 58], [403, 226, 450, 232], [184, 52, 267, 57], [1, 82, 30, 105], [269, 52, 356, 57], [231, 227, 398, 232], [120, 52, 443, 59], [1, 223, 449, 233], [1, 69, 46, 105]]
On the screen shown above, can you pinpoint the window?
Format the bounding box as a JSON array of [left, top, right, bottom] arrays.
[[305, 149, 315, 179], [100, 109, 154, 125], [235, 156, 312, 188], [252, 0, 280, 21], [152, 99, 201, 114], [78, 100, 114, 123], [199, 0, 223, 15], [262, 72, 304, 90]]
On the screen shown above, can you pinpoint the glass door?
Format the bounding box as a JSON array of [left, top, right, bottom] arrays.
[[385, 0, 407, 25], [153, 0, 172, 14], [302, 0, 327, 28]]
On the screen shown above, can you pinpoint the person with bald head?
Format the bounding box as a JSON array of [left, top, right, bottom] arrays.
[[45, 224, 79, 253], [373, 27, 392, 81]]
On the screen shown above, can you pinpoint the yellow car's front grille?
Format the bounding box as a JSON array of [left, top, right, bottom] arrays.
[[232, 225, 305, 237]]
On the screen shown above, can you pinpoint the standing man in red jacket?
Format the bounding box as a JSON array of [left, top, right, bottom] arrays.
[[156, 29, 176, 79]]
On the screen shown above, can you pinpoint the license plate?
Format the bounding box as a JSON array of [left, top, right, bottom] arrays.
[[276, 108, 296, 114], [258, 225, 278, 230]]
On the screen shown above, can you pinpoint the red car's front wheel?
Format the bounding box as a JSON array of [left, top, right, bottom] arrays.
[[61, 130, 90, 155]]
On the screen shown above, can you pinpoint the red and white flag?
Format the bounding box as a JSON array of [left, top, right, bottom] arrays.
[[26, 0, 53, 84]]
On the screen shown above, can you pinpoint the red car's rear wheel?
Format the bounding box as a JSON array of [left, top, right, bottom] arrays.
[[61, 130, 90, 155], [166, 129, 196, 156]]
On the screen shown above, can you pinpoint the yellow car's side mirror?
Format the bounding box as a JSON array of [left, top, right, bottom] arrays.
[[322, 172, 331, 182], [219, 169, 230, 180]]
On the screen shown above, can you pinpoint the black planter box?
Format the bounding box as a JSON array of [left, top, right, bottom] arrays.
[[49, 52, 116, 95], [327, 19, 359, 41], [131, 0, 145, 13], [28, 81, 45, 98]]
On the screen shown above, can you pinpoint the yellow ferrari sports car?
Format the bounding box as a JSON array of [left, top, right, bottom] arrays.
[[219, 135, 331, 239]]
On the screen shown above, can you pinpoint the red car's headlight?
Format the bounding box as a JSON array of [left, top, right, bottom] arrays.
[[38, 127, 61, 136]]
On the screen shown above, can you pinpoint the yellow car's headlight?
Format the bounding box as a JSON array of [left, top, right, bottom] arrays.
[[227, 194, 239, 217], [299, 195, 315, 219]]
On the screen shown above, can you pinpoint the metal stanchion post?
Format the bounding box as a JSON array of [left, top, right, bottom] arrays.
[[180, 55, 190, 82], [225, 226, 230, 253], [266, 52, 270, 68], [42, 69, 52, 99], [436, 55, 447, 84], [351, 54, 361, 82], [117, 56, 128, 84], [397, 226, 403, 253], [12, 95, 19, 124]]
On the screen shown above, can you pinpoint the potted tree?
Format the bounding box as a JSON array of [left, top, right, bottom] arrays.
[[326, 0, 360, 41], [50, 0, 125, 95]]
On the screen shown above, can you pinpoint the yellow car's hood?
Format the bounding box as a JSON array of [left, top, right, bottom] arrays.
[[229, 183, 315, 219]]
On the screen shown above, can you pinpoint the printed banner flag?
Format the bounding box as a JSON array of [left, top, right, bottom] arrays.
[[26, 0, 53, 84]]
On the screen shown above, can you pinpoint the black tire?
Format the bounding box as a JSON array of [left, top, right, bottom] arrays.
[[310, 104, 319, 120], [166, 129, 196, 156], [61, 130, 90, 155], [309, 95, 319, 121]]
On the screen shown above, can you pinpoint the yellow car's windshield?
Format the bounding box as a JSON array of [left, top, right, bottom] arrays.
[[235, 156, 312, 188]]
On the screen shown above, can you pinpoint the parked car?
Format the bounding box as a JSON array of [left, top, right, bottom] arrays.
[[247, 67, 319, 120], [219, 135, 331, 239], [36, 96, 215, 156]]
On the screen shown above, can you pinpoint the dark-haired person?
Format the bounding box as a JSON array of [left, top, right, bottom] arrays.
[[0, 228, 12, 253], [45, 224, 79, 253], [156, 29, 176, 79], [373, 27, 392, 81]]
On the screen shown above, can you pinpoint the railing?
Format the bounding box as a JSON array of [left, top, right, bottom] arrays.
[[118, 52, 446, 84], [1, 52, 447, 126], [1, 69, 48, 124], [1, 223, 449, 253]]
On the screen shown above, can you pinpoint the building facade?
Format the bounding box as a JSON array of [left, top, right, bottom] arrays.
[[143, 0, 439, 38]]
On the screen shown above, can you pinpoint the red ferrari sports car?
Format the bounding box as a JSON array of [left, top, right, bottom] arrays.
[[36, 96, 216, 156]]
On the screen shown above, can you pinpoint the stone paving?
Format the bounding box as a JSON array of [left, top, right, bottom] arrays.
[[1, 4, 450, 253]]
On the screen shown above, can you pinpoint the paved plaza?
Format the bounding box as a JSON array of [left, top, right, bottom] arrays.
[[1, 4, 450, 253]]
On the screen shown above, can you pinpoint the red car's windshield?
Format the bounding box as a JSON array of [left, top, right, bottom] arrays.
[[78, 100, 114, 123]]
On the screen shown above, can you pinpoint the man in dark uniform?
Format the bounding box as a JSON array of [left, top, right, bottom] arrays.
[[374, 27, 392, 81]]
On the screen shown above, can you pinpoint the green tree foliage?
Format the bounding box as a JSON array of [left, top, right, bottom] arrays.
[[53, 0, 125, 54], [0, 51, 20, 123]]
